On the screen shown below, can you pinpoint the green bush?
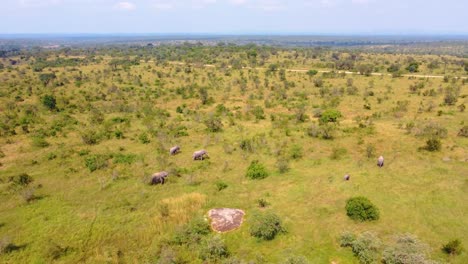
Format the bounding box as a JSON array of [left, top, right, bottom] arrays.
[[215, 181, 228, 191], [249, 211, 284, 240], [442, 239, 463, 255], [172, 216, 210, 245], [425, 138, 441, 152], [252, 106, 266, 120], [256, 198, 270, 208], [9, 173, 33, 187], [84, 155, 109, 172], [80, 129, 101, 145], [246, 160, 269, 180], [289, 144, 303, 160], [41, 95, 57, 110], [200, 235, 229, 261], [307, 69, 318, 77], [32, 137, 50, 148], [239, 138, 255, 152], [138, 132, 150, 144], [345, 197, 380, 222], [204, 114, 223, 132], [319, 109, 342, 124]]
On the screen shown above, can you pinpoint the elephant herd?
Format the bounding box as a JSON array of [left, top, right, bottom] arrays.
[[149, 146, 208, 185], [151, 146, 385, 185]]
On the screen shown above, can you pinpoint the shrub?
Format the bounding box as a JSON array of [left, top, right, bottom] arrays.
[[383, 234, 434, 264], [289, 144, 303, 160], [239, 138, 255, 152], [424, 138, 441, 152], [200, 235, 229, 261], [457, 126, 468, 137], [80, 129, 101, 145], [84, 155, 109, 172], [313, 78, 323, 87], [345, 197, 380, 222], [307, 69, 318, 77], [340, 231, 357, 247], [9, 173, 33, 186], [32, 137, 50, 148], [257, 198, 270, 208], [204, 114, 223, 132], [216, 181, 228, 191], [351, 232, 382, 264], [347, 86, 359, 95], [320, 109, 342, 124], [366, 144, 376, 159], [249, 211, 284, 240], [246, 160, 269, 180], [444, 86, 460, 105], [138, 132, 150, 144], [41, 95, 57, 110], [172, 216, 210, 245], [442, 239, 463, 255], [294, 105, 308, 123], [252, 106, 266, 120], [276, 158, 290, 174]]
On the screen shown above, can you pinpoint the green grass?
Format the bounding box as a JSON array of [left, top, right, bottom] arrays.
[[0, 47, 467, 263]]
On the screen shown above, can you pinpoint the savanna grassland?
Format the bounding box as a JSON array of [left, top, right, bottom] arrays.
[[0, 43, 467, 264]]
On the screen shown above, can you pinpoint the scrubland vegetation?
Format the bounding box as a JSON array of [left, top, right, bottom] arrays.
[[0, 42, 467, 263]]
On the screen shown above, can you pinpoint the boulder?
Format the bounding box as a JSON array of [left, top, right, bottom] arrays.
[[208, 208, 245, 233]]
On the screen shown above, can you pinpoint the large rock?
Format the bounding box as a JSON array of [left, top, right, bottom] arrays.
[[208, 208, 245, 233]]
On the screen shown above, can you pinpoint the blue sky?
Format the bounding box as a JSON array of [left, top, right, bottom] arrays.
[[1, 0, 467, 34]]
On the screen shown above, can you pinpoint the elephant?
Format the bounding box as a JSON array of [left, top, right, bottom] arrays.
[[377, 156, 384, 168], [193, 150, 208, 160], [150, 171, 169, 185], [170, 146, 180, 155]]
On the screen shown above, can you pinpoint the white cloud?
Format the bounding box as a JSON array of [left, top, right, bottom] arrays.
[[114, 1, 136, 11]]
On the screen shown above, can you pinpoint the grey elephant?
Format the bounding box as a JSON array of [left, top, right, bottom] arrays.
[[377, 156, 384, 168], [193, 150, 208, 160], [170, 146, 180, 155], [150, 171, 169, 185]]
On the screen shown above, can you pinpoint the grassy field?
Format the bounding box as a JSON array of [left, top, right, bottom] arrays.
[[0, 45, 467, 263]]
